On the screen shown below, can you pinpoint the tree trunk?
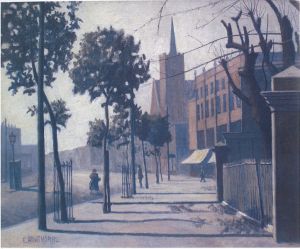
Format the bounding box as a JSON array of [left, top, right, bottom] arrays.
[[141, 140, 149, 189], [37, 2, 46, 231], [240, 55, 272, 158], [222, 52, 272, 157], [158, 150, 163, 182], [167, 141, 170, 181], [125, 143, 130, 196], [103, 103, 111, 213], [154, 148, 159, 184], [265, 0, 296, 69], [43, 92, 68, 222], [166, 107, 170, 181], [130, 102, 136, 194]]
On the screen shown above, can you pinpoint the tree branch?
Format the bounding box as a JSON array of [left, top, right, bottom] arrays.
[[221, 20, 245, 52], [220, 59, 251, 106], [30, 49, 39, 84], [265, 0, 282, 22], [248, 10, 278, 74], [231, 11, 245, 45]]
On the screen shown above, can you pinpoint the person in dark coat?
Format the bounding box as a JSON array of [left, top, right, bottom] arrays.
[[200, 167, 206, 182], [89, 169, 101, 193], [138, 165, 143, 188]]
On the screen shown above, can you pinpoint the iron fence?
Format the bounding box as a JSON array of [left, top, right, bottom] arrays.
[[223, 159, 272, 225], [121, 164, 132, 198], [53, 159, 74, 222]]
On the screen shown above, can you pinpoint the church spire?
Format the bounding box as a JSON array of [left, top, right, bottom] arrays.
[[169, 17, 177, 56]]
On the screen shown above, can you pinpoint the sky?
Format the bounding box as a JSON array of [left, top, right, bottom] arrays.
[[1, 0, 299, 153]]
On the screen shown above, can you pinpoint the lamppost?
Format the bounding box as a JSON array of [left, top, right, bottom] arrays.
[[9, 131, 16, 162]]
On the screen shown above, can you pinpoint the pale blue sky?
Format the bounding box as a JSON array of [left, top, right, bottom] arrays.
[[1, 0, 298, 153]]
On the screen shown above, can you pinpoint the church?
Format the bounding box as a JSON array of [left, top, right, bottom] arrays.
[[149, 18, 194, 174]]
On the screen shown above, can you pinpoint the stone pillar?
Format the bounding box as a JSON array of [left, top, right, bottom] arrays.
[[213, 145, 228, 202], [262, 66, 300, 243]]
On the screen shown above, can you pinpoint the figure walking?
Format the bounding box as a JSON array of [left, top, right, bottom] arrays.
[[89, 169, 101, 194], [138, 165, 143, 188], [200, 167, 206, 182]]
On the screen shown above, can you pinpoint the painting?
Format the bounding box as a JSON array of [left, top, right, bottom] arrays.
[[1, 0, 300, 247]]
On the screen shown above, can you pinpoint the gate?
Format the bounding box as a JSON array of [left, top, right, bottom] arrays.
[[121, 164, 132, 198], [53, 159, 74, 222]]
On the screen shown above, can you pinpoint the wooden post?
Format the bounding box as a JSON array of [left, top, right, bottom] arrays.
[[262, 66, 300, 243], [213, 145, 228, 202]]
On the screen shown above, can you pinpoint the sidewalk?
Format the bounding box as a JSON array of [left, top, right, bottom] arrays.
[[1, 174, 294, 247]]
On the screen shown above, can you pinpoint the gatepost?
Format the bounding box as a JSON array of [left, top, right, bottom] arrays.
[[213, 145, 228, 203], [262, 66, 300, 243]]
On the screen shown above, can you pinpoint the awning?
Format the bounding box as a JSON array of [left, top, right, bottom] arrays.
[[208, 151, 216, 163], [181, 148, 214, 165]]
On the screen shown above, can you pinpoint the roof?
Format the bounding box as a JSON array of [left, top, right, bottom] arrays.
[[169, 17, 177, 56], [273, 65, 300, 78]]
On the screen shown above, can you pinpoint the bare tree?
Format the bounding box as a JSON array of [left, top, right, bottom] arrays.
[[265, 0, 297, 69], [220, 10, 272, 156]]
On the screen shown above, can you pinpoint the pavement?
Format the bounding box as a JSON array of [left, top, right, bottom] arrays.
[[1, 174, 298, 247], [1, 170, 122, 228]]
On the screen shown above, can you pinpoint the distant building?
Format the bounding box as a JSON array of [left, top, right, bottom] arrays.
[[1, 121, 21, 181], [45, 142, 148, 173], [21, 145, 38, 172], [1, 120, 38, 181], [150, 18, 194, 173]]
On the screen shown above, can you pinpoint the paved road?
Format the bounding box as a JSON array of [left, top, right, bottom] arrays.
[[1, 174, 296, 247]]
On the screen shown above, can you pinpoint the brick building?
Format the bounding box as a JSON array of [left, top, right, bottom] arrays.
[[187, 52, 300, 153], [188, 55, 244, 151], [150, 18, 193, 173]]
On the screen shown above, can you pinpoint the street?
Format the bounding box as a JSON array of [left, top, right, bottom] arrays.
[[2, 174, 290, 247]]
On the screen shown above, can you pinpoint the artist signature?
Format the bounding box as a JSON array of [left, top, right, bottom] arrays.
[[23, 235, 59, 244]]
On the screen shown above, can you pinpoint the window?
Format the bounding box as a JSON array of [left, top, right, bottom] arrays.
[[205, 85, 208, 97], [211, 99, 215, 116], [210, 82, 214, 94], [217, 124, 227, 142], [206, 128, 215, 147], [216, 96, 221, 114], [229, 90, 235, 111], [222, 78, 226, 89], [205, 100, 209, 117], [223, 94, 227, 112], [236, 95, 241, 108], [201, 103, 204, 119], [216, 80, 219, 92], [196, 104, 200, 120], [195, 90, 199, 99], [200, 87, 203, 98], [197, 130, 205, 149]]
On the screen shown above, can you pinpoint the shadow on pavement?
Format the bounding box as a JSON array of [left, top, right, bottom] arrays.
[[110, 209, 210, 214], [90, 201, 218, 205], [135, 192, 216, 195], [47, 228, 272, 238], [73, 218, 205, 224]]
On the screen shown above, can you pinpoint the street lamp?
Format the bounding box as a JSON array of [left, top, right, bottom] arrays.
[[9, 131, 16, 162]]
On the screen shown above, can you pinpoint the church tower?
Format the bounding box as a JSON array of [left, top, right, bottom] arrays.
[[151, 18, 188, 173], [159, 17, 186, 123]]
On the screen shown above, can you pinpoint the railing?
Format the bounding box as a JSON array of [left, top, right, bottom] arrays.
[[223, 159, 272, 225], [53, 159, 74, 222], [121, 164, 132, 198]]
